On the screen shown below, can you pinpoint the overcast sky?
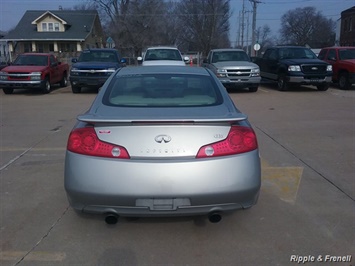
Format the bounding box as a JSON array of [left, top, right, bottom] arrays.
[[0, 0, 353, 43]]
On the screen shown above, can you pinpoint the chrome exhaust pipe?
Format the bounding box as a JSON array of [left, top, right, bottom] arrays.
[[208, 212, 222, 223], [105, 213, 119, 224]]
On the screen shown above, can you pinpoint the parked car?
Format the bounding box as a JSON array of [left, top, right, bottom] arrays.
[[202, 48, 261, 92], [70, 48, 126, 93], [254, 46, 333, 91], [137, 46, 190, 66], [0, 53, 69, 94], [64, 65, 261, 224], [318, 46, 355, 90]]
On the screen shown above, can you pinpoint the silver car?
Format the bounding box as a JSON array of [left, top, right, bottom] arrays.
[[64, 66, 261, 224], [137, 46, 190, 66]]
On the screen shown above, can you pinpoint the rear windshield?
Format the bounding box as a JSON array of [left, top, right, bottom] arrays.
[[144, 49, 183, 61], [103, 73, 222, 107]]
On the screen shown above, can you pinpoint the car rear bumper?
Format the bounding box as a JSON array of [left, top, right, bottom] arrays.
[[64, 150, 261, 217]]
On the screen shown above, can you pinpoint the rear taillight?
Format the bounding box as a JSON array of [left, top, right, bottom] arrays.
[[67, 127, 130, 159], [196, 126, 258, 158]]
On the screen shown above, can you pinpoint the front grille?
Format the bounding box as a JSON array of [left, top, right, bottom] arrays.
[[226, 69, 251, 78], [8, 73, 30, 80], [301, 64, 327, 74], [78, 72, 109, 77]]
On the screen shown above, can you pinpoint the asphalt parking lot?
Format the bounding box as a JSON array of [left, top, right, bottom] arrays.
[[0, 83, 354, 266]]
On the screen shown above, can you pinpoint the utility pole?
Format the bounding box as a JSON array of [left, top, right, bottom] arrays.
[[250, 0, 261, 56], [241, 0, 245, 50]]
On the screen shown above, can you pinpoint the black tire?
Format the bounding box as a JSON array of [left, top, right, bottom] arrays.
[[60, 73, 68, 87], [317, 84, 329, 91], [248, 86, 258, 92], [41, 78, 51, 94], [3, 88, 14, 94], [71, 85, 81, 93], [277, 74, 288, 91], [338, 73, 350, 90]]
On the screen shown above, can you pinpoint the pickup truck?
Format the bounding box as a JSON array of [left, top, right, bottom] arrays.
[[254, 46, 333, 91], [0, 53, 69, 94], [318, 46, 355, 90], [202, 48, 261, 92], [70, 48, 126, 93]]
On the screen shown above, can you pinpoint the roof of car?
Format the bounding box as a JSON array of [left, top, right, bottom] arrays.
[[82, 48, 118, 52], [117, 65, 210, 75]]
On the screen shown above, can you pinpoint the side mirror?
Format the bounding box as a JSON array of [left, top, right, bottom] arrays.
[[137, 56, 143, 63], [120, 58, 127, 64], [71, 58, 78, 63], [183, 56, 190, 63], [203, 58, 208, 64], [328, 57, 336, 61]]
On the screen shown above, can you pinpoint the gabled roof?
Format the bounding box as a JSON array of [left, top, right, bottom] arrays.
[[4, 10, 100, 41], [31, 11, 68, 25]]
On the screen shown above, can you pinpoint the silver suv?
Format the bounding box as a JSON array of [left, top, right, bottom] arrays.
[[138, 46, 190, 66], [202, 48, 261, 92]]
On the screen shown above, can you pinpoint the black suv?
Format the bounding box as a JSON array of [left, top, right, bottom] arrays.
[[70, 48, 126, 93], [254, 46, 333, 91]]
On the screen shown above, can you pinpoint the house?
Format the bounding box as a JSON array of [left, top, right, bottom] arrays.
[[3, 9, 105, 63], [340, 6, 355, 46]]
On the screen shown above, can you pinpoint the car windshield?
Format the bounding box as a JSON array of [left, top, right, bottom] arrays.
[[103, 73, 222, 107], [13, 55, 47, 66], [339, 49, 355, 60], [144, 49, 183, 61], [279, 48, 317, 59], [79, 51, 117, 62], [212, 51, 250, 63]]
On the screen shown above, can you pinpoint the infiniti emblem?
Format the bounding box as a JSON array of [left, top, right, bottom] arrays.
[[155, 134, 172, 143]]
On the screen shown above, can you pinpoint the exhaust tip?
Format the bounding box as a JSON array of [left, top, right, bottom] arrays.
[[208, 212, 222, 223], [105, 213, 119, 225]]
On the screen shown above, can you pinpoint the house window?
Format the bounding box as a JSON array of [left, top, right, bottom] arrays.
[[48, 23, 54, 31], [24, 43, 31, 53], [37, 43, 44, 53], [54, 23, 60, 31], [42, 23, 47, 31]]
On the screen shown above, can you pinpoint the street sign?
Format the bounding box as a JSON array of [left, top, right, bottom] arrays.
[[254, 43, 261, 51]]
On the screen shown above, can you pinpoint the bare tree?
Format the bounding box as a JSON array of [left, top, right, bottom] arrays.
[[255, 24, 276, 55], [176, 0, 231, 55], [279, 6, 335, 47]]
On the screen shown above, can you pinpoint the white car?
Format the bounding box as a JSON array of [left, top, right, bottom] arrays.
[[138, 46, 190, 66]]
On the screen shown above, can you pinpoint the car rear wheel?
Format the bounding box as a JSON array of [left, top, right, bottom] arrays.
[[41, 78, 51, 94], [317, 84, 329, 91], [72, 85, 81, 93], [277, 74, 288, 91], [3, 88, 13, 94], [339, 73, 350, 90]]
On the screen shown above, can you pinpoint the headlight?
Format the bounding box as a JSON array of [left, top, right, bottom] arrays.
[[216, 69, 227, 77], [70, 68, 79, 75], [30, 72, 41, 81], [107, 68, 116, 72], [0, 71, 8, 80], [288, 65, 301, 72], [327, 65, 332, 71], [251, 68, 260, 76]]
